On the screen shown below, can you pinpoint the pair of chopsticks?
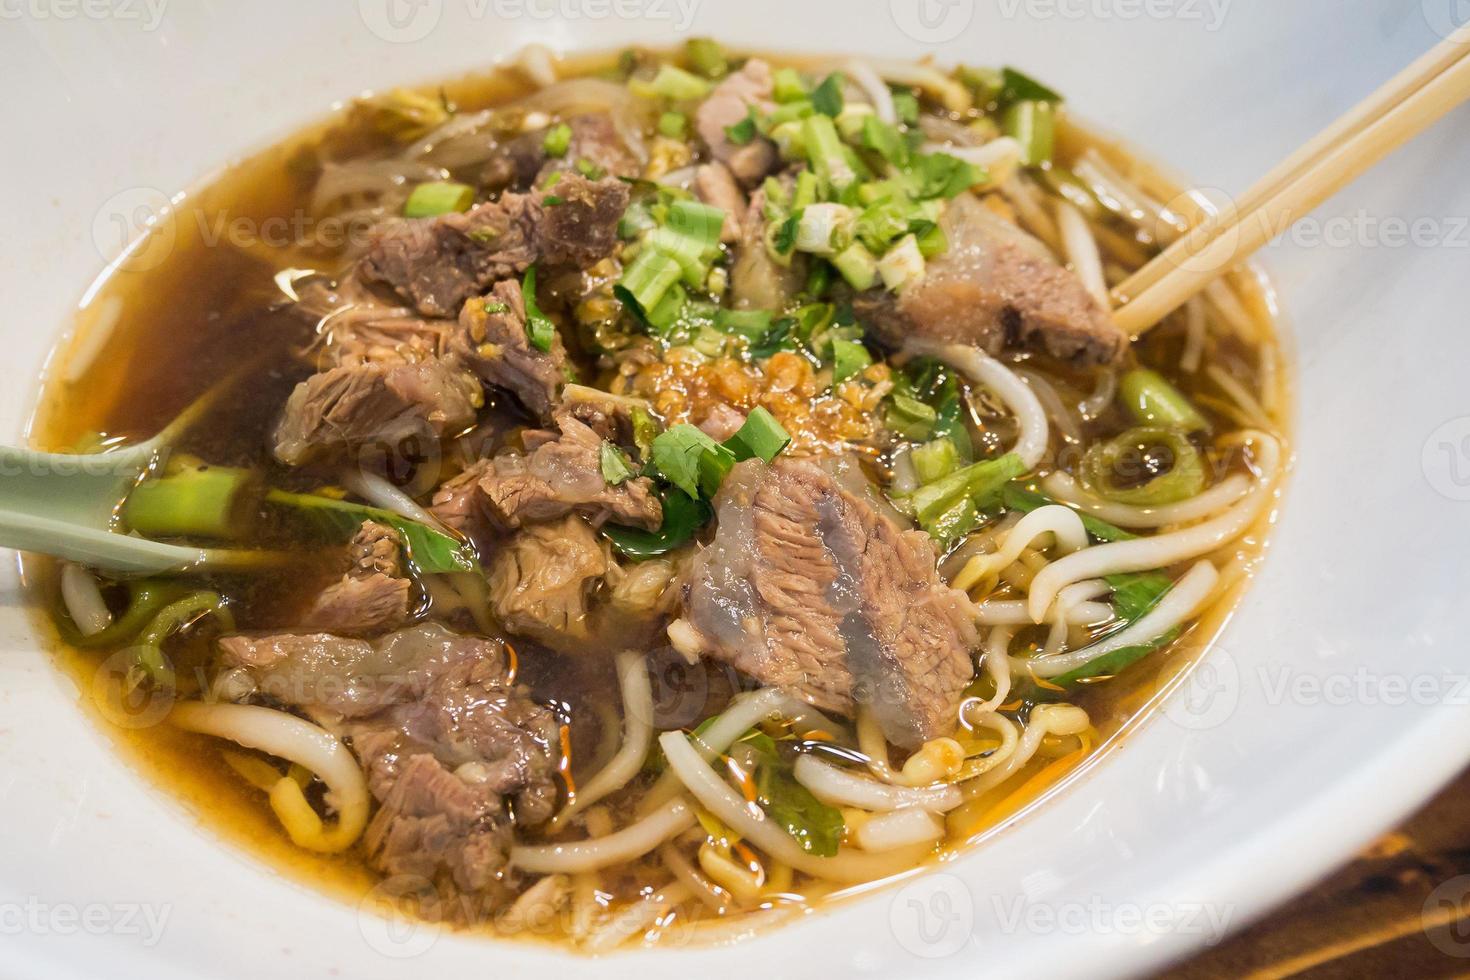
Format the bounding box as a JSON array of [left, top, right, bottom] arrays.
[[1112, 25, 1470, 337]]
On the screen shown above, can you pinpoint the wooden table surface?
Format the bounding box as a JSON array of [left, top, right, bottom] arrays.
[[1161, 769, 1470, 979]]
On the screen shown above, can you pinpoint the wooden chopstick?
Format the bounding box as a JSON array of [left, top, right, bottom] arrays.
[[1112, 27, 1470, 336]]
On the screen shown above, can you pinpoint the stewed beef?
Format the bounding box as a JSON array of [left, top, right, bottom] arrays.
[[695, 59, 779, 186], [677, 457, 977, 749], [485, 114, 641, 191], [855, 193, 1128, 367], [486, 514, 609, 651], [299, 520, 414, 635], [449, 279, 568, 422], [218, 624, 559, 915], [273, 357, 482, 466], [360, 174, 630, 317], [430, 410, 662, 536]]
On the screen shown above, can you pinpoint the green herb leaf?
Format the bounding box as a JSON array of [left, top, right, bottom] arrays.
[[651, 424, 737, 499], [265, 489, 476, 574], [725, 107, 759, 145], [811, 72, 845, 117], [600, 442, 636, 485], [1001, 483, 1137, 543], [831, 339, 873, 384], [521, 266, 557, 353], [999, 66, 1064, 106], [756, 755, 845, 857], [603, 488, 711, 560]]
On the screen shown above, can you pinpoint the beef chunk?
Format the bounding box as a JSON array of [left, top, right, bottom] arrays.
[[430, 411, 662, 535], [693, 162, 746, 243], [487, 515, 608, 651], [360, 174, 630, 317], [695, 59, 779, 186], [217, 624, 559, 916], [449, 279, 567, 421], [678, 457, 977, 749], [731, 187, 802, 311], [487, 115, 641, 191], [855, 194, 1127, 367], [273, 357, 482, 466], [299, 521, 413, 635]]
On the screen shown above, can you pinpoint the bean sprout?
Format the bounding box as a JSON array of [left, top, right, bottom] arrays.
[[549, 651, 653, 831], [1041, 471, 1252, 529], [512, 799, 696, 874], [793, 755, 962, 813]]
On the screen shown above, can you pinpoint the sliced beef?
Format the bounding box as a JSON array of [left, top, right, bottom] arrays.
[[855, 194, 1127, 367], [731, 188, 803, 311], [430, 411, 662, 535], [218, 623, 495, 722], [487, 515, 608, 651], [695, 59, 779, 186], [299, 521, 413, 635], [449, 279, 568, 421], [360, 173, 630, 317], [352, 654, 559, 909], [273, 357, 482, 466], [217, 623, 559, 916], [487, 115, 640, 191], [693, 162, 746, 243], [678, 457, 977, 749]]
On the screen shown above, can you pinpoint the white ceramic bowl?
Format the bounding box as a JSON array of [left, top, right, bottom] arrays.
[[4, 2, 1470, 977]]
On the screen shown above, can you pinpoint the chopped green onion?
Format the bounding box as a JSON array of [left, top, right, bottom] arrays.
[[811, 72, 845, 117], [791, 170, 820, 210], [772, 67, 808, 103], [769, 214, 800, 259], [802, 114, 857, 194], [999, 66, 1064, 106], [886, 392, 938, 440], [685, 38, 728, 79], [1082, 426, 1206, 506], [878, 234, 926, 292], [892, 89, 920, 126], [124, 466, 258, 540], [658, 110, 688, 139], [831, 339, 873, 384], [521, 266, 557, 353], [1119, 368, 1210, 432], [619, 202, 657, 239], [725, 108, 759, 145], [651, 424, 737, 499], [908, 453, 1028, 537], [912, 438, 961, 484], [795, 203, 854, 255], [804, 258, 833, 299], [767, 100, 814, 127], [860, 115, 909, 165], [1003, 100, 1056, 167], [630, 63, 713, 101], [542, 122, 573, 158], [600, 442, 636, 485], [715, 308, 774, 340], [723, 407, 792, 463], [575, 158, 605, 180], [403, 181, 474, 218], [908, 152, 987, 200], [617, 250, 685, 324], [832, 242, 879, 291], [958, 66, 1004, 106]]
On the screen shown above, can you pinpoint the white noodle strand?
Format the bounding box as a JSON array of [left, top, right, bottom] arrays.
[[512, 799, 696, 874], [793, 755, 962, 813], [1041, 471, 1253, 529], [914, 343, 1049, 470], [549, 651, 653, 831]]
